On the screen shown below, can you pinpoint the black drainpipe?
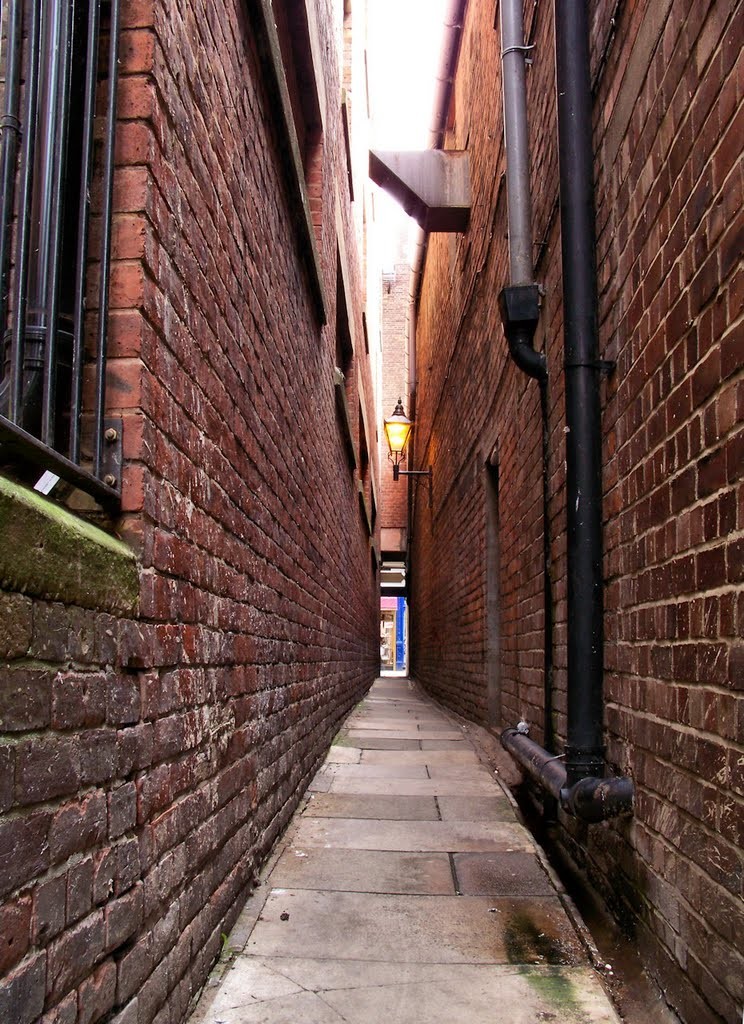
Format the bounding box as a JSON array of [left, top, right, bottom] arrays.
[[555, 0, 606, 786], [501, 0, 633, 821]]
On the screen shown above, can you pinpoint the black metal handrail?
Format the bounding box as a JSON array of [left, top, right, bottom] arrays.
[[0, 0, 122, 507]]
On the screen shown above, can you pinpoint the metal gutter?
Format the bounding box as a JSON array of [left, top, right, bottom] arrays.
[[404, 0, 468, 392]]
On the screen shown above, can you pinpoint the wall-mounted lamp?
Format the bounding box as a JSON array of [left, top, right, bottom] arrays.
[[383, 399, 432, 496]]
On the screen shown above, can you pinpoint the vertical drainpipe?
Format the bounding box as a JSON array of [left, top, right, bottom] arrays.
[[498, 0, 553, 759], [501, 0, 533, 286], [499, 2, 633, 823], [555, 1, 605, 784]]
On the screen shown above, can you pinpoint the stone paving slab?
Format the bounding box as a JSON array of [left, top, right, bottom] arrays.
[[293, 817, 534, 852], [319, 762, 431, 779], [304, 793, 439, 820], [195, 959, 620, 1024], [344, 729, 467, 742], [355, 710, 444, 720], [453, 852, 557, 896], [437, 795, 515, 821], [271, 847, 455, 894], [427, 764, 494, 779], [360, 749, 480, 765], [420, 738, 469, 749], [326, 745, 361, 764], [325, 776, 498, 796], [188, 678, 621, 1024], [341, 736, 423, 750], [315, 961, 621, 1024], [247, 890, 585, 965], [347, 720, 437, 731]]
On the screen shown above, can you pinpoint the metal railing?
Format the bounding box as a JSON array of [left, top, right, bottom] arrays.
[[0, 0, 122, 506]]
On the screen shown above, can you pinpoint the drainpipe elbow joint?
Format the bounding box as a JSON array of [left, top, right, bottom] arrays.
[[560, 775, 635, 823], [498, 284, 546, 381]]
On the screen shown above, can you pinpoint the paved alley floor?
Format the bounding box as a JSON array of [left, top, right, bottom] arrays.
[[189, 678, 621, 1024]]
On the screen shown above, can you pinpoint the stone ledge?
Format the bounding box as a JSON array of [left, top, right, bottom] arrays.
[[0, 476, 139, 615]]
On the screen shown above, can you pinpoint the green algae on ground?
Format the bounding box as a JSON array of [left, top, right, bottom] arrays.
[[525, 968, 592, 1020]]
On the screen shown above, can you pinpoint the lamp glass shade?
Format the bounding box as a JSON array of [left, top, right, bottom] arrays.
[[384, 403, 413, 456]]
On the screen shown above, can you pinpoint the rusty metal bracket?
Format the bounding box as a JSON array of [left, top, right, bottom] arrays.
[[101, 417, 123, 494]]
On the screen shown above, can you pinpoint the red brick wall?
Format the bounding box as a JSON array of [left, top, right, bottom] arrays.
[[410, 1, 742, 1021], [0, 1, 378, 1022]]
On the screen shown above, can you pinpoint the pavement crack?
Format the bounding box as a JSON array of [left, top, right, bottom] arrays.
[[448, 851, 461, 894], [315, 991, 352, 1022]]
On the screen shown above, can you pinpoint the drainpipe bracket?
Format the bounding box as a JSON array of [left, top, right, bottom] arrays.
[[564, 358, 616, 376]]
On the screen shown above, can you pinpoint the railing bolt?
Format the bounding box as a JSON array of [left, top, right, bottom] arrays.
[[104, 427, 118, 442], [104, 473, 116, 487]]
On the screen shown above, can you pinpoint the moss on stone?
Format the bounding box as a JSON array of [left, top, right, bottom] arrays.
[[0, 476, 139, 614]]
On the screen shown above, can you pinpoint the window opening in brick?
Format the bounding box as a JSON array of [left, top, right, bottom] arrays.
[[336, 273, 353, 380], [486, 457, 502, 724], [357, 398, 374, 532], [0, 0, 122, 505], [334, 250, 357, 469], [272, 0, 323, 238]]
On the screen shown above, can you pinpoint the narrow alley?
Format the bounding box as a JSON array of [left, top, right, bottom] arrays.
[[189, 678, 620, 1024], [0, 1, 740, 1023]]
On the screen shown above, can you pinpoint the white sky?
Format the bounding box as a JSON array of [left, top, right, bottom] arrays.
[[366, 0, 450, 261], [367, 0, 449, 149]]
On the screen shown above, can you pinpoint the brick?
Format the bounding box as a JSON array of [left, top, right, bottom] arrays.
[[39, 991, 77, 1024], [0, 592, 33, 658], [67, 858, 95, 925], [116, 935, 153, 1004], [0, 952, 47, 1024], [117, 723, 155, 776], [107, 673, 142, 725], [32, 873, 67, 946], [77, 958, 117, 1024], [0, 669, 52, 731], [52, 672, 107, 730], [0, 744, 13, 813], [16, 736, 80, 805], [0, 895, 32, 974], [105, 883, 144, 953], [109, 783, 138, 838], [0, 812, 51, 898], [80, 729, 119, 786], [115, 837, 142, 895], [49, 793, 107, 863], [109, 1000, 138, 1024], [47, 912, 105, 1003]]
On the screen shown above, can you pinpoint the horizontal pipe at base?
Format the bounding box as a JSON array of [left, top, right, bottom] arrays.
[[502, 728, 634, 823]]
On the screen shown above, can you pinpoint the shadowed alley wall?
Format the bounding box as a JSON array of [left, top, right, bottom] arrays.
[[409, 2, 742, 1022]]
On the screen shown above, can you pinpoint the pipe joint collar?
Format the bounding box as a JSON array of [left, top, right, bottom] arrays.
[[560, 775, 635, 823]]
